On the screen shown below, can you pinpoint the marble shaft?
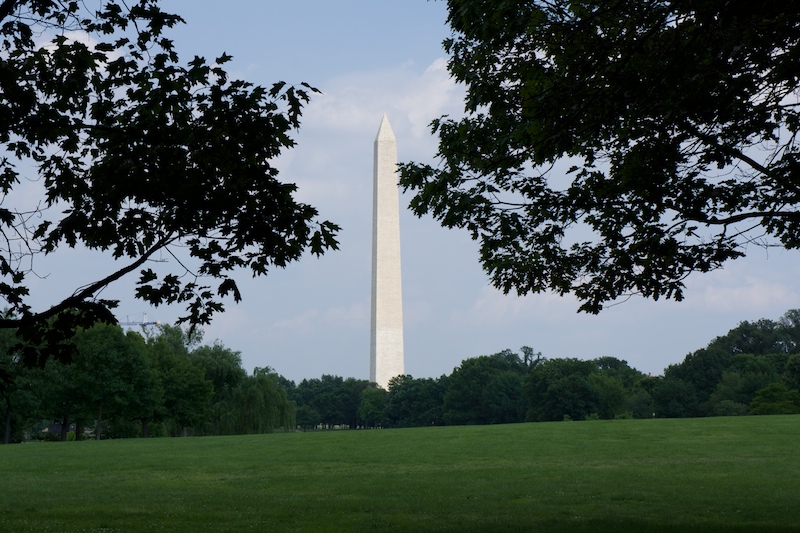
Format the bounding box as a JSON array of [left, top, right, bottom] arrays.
[[370, 114, 405, 389]]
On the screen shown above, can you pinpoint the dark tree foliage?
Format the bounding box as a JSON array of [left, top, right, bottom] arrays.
[[359, 386, 387, 428], [70, 322, 157, 440], [0, 326, 36, 442], [8, 324, 297, 439], [668, 309, 800, 410], [705, 312, 800, 356], [145, 327, 212, 435], [594, 356, 646, 389], [443, 350, 528, 425], [292, 375, 367, 427], [749, 382, 800, 415], [190, 343, 247, 399], [295, 404, 321, 430], [525, 358, 597, 421], [482, 370, 526, 424], [401, 0, 800, 313], [588, 372, 627, 419], [785, 354, 800, 390], [709, 368, 775, 415], [37, 356, 83, 440], [384, 374, 447, 427], [665, 347, 734, 405], [0, 1, 338, 363], [651, 377, 701, 418], [525, 356, 649, 421], [341, 377, 371, 428], [545, 374, 601, 421], [213, 367, 295, 435], [625, 388, 655, 419]]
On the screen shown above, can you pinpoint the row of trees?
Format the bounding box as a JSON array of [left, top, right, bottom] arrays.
[[288, 352, 650, 428], [0, 324, 294, 443], [5, 309, 800, 442], [287, 310, 800, 429], [661, 310, 800, 417]]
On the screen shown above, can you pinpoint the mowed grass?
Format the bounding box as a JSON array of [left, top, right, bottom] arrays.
[[1, 416, 798, 532]]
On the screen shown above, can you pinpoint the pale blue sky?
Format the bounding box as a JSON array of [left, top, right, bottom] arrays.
[[45, 1, 800, 382]]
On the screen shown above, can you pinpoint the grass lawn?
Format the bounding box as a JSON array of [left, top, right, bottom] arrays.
[[1, 415, 798, 532]]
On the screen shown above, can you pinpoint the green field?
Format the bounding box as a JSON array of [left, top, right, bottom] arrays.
[[1, 416, 798, 532]]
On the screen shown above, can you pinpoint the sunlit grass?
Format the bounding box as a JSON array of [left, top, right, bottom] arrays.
[[1, 416, 798, 532]]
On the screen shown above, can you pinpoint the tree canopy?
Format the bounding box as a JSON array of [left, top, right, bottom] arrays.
[[0, 0, 338, 361], [400, 0, 800, 312]]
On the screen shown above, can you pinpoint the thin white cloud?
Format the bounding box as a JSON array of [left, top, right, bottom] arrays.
[[273, 58, 464, 221], [402, 58, 461, 139], [270, 302, 367, 333], [301, 58, 463, 142], [690, 276, 799, 311], [451, 285, 581, 327], [675, 251, 800, 312], [202, 306, 255, 340], [323, 302, 369, 327], [271, 309, 320, 331]]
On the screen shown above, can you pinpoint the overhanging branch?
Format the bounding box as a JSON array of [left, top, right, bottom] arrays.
[[686, 123, 777, 179], [0, 233, 177, 329], [0, 0, 17, 24], [689, 210, 800, 225]]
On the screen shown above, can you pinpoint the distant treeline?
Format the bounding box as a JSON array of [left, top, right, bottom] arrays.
[[1, 324, 295, 443], [3, 310, 800, 443], [288, 309, 800, 428]]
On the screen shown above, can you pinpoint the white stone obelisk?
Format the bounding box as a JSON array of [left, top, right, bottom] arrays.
[[370, 114, 405, 390]]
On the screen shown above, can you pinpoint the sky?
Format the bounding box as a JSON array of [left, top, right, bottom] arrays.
[[24, 1, 800, 383]]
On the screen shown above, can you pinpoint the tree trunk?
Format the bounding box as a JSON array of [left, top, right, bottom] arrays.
[[3, 400, 12, 444], [141, 417, 149, 439], [75, 417, 85, 441], [96, 399, 103, 441], [60, 413, 69, 441]]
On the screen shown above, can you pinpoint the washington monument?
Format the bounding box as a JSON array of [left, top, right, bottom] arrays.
[[370, 114, 405, 390]]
